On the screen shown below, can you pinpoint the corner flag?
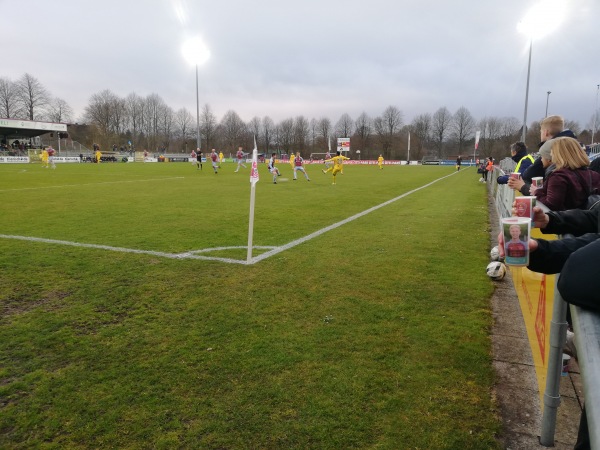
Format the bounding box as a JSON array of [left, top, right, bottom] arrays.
[[247, 135, 259, 263], [250, 136, 259, 185]]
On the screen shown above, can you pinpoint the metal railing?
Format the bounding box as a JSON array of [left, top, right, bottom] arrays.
[[490, 165, 600, 448]]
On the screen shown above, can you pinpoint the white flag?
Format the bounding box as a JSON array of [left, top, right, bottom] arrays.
[[250, 136, 259, 184]]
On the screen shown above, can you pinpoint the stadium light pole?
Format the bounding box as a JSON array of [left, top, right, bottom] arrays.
[[182, 36, 210, 153], [593, 84, 600, 144], [517, 0, 564, 143], [545, 91, 551, 117]]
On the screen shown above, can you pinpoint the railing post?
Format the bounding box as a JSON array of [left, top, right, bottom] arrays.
[[540, 262, 570, 446]]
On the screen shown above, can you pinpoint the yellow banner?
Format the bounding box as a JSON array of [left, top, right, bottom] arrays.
[[510, 227, 557, 403]]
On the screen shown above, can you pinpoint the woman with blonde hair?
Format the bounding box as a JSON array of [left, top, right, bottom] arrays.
[[534, 137, 600, 211]]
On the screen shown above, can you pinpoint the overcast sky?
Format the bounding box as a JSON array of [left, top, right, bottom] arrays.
[[3, 0, 599, 129]]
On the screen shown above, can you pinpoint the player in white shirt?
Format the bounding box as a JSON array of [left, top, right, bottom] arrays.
[[268, 153, 281, 184]]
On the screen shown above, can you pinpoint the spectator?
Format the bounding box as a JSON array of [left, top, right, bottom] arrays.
[[483, 156, 494, 181], [509, 115, 576, 194], [498, 205, 600, 450], [534, 137, 600, 211], [497, 142, 534, 184]]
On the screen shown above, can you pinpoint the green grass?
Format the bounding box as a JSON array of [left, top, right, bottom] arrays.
[[0, 161, 500, 449]]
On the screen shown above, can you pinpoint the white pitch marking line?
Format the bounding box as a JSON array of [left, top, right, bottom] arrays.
[[249, 170, 458, 264], [0, 234, 247, 265], [0, 177, 185, 193], [0, 171, 457, 265]]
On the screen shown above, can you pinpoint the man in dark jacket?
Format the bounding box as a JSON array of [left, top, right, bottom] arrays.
[[497, 141, 534, 184], [498, 206, 600, 449], [508, 115, 576, 195]]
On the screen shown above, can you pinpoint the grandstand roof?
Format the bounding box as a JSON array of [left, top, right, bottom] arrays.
[[0, 118, 67, 139]]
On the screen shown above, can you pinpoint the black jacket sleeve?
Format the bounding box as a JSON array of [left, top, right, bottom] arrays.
[[557, 239, 600, 311], [542, 209, 600, 237], [527, 233, 600, 274]]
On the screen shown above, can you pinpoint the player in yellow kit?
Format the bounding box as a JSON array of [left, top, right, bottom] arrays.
[[377, 154, 384, 169], [324, 151, 350, 185], [41, 148, 49, 168]]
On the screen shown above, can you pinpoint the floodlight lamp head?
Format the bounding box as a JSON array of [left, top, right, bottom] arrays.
[[182, 37, 210, 66], [517, 0, 566, 41]]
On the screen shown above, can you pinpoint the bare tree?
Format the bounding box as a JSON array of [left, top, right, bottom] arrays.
[[478, 116, 503, 156], [0, 77, 22, 118], [262, 116, 275, 153], [174, 108, 194, 151], [411, 113, 432, 158], [111, 97, 127, 136], [248, 116, 261, 144], [564, 119, 581, 136], [46, 97, 73, 123], [200, 103, 217, 151], [317, 117, 332, 150], [309, 118, 318, 152], [451, 106, 475, 155], [335, 113, 354, 139], [220, 110, 246, 151], [277, 118, 294, 154], [16, 73, 50, 120], [431, 106, 452, 158], [293, 115, 309, 151], [354, 112, 372, 158], [84, 89, 120, 135], [159, 105, 175, 151], [499, 116, 521, 151], [125, 93, 145, 148], [374, 106, 403, 158]]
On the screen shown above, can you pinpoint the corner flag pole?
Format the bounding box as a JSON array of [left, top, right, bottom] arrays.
[[247, 136, 259, 263]]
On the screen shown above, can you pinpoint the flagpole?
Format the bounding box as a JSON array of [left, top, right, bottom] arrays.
[[247, 136, 259, 263]]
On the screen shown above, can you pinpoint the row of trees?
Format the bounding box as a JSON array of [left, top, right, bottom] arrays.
[[0, 74, 73, 123], [1, 73, 597, 161]]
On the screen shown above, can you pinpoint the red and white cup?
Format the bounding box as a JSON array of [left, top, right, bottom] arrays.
[[531, 177, 543, 188], [514, 196, 536, 220]]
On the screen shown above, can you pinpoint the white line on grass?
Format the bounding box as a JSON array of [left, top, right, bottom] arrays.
[[0, 235, 249, 265], [0, 177, 185, 192], [0, 170, 458, 265], [249, 170, 458, 264]]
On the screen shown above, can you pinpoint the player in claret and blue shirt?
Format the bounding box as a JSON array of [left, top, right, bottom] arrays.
[[293, 152, 310, 181]]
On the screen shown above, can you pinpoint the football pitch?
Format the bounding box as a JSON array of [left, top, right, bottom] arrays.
[[0, 162, 501, 448]]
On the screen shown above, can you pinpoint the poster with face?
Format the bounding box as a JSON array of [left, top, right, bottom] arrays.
[[502, 218, 531, 266]]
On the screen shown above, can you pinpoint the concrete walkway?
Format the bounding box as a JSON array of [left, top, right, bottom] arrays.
[[489, 194, 584, 449]]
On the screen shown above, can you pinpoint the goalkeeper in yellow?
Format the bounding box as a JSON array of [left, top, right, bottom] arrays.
[[377, 154, 384, 169], [324, 151, 350, 185]]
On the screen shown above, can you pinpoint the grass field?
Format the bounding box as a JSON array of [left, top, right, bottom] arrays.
[[0, 161, 501, 449]]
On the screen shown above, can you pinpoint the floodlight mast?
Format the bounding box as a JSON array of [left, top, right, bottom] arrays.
[[593, 84, 600, 144], [517, 0, 564, 143], [182, 37, 210, 153]]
